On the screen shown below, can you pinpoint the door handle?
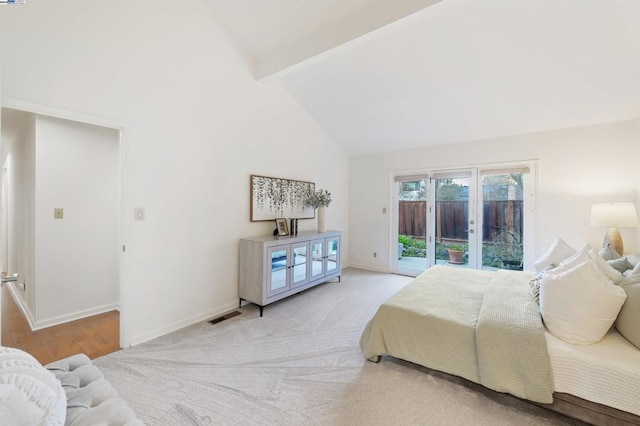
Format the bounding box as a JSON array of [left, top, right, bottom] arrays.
[[469, 229, 475, 234], [1, 273, 19, 287]]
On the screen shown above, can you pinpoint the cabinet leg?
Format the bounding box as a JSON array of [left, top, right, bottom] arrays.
[[338, 275, 341, 283], [259, 306, 264, 317], [239, 298, 243, 308]]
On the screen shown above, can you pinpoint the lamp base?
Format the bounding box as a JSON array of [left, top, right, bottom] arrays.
[[603, 228, 624, 256]]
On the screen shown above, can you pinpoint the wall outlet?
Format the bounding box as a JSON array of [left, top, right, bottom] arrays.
[[373, 252, 377, 258], [134, 208, 145, 221], [54, 208, 64, 219]]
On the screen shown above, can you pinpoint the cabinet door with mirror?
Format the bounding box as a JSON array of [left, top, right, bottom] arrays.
[[326, 236, 341, 274], [291, 241, 310, 288], [267, 245, 290, 298], [310, 236, 341, 279], [310, 239, 325, 280]]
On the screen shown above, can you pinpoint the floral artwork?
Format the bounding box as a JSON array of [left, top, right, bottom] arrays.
[[250, 175, 316, 221]]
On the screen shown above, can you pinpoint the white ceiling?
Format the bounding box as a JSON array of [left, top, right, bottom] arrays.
[[207, 0, 640, 156]]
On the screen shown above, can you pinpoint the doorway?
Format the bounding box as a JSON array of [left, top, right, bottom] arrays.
[[431, 170, 478, 268], [0, 107, 123, 355], [392, 174, 428, 276]]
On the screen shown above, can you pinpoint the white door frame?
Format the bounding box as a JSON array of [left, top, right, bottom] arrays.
[[1, 97, 130, 348], [390, 161, 537, 273], [428, 168, 479, 269], [389, 171, 429, 276]]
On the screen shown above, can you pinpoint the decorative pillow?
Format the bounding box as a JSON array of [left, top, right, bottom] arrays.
[[598, 243, 621, 261], [589, 250, 624, 284], [0, 346, 66, 426], [616, 283, 640, 349], [607, 257, 634, 274], [552, 243, 591, 274], [626, 253, 640, 268], [529, 265, 554, 305], [623, 261, 640, 279], [534, 238, 575, 273], [540, 260, 627, 345]]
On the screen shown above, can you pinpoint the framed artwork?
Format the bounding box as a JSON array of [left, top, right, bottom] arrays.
[[275, 218, 289, 236], [250, 175, 316, 221]]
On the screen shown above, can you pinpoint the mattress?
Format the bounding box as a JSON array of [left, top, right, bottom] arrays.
[[546, 328, 640, 416]]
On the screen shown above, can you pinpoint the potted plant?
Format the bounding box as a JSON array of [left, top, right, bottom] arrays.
[[447, 244, 465, 264], [305, 189, 332, 232]]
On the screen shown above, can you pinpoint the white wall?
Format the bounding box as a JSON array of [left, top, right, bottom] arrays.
[[637, 117, 640, 244], [0, 1, 349, 345], [350, 119, 640, 272], [2, 114, 37, 318], [34, 115, 120, 324]]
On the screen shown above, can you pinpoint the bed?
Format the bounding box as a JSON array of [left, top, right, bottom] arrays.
[[360, 264, 640, 425]]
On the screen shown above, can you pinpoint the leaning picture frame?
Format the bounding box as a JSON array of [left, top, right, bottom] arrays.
[[275, 218, 289, 236]]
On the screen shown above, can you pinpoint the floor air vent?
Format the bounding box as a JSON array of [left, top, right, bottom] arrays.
[[208, 310, 242, 325]]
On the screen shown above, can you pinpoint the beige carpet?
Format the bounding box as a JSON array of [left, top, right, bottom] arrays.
[[94, 268, 584, 425]]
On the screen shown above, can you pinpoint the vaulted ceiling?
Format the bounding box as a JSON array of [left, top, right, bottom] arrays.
[[208, 0, 640, 156]]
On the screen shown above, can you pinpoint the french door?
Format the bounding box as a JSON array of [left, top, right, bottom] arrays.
[[392, 163, 534, 275], [430, 170, 479, 269], [392, 174, 429, 276]]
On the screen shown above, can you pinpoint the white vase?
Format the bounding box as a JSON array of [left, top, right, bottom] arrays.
[[317, 206, 326, 233]]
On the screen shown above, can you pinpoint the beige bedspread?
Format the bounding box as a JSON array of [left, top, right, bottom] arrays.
[[359, 265, 553, 404]]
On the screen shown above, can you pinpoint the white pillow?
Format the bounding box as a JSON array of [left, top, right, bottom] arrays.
[[551, 243, 591, 274], [589, 250, 624, 284], [0, 346, 66, 426], [534, 238, 576, 273], [598, 243, 621, 261], [540, 260, 627, 345]]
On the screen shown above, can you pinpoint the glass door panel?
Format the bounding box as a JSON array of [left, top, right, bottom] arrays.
[[310, 239, 325, 279], [430, 171, 478, 269], [267, 246, 289, 297], [292, 242, 309, 287], [326, 237, 340, 273], [395, 178, 428, 276], [481, 172, 524, 271]]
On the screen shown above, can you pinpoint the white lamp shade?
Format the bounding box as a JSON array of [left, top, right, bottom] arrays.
[[590, 203, 639, 228]]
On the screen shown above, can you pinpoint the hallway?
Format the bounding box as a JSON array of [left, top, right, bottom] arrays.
[[1, 284, 120, 364]]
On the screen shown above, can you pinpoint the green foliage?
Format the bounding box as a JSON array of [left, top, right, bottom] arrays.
[[398, 235, 426, 258], [436, 179, 462, 201], [305, 189, 332, 208], [483, 173, 522, 188], [398, 235, 426, 249]]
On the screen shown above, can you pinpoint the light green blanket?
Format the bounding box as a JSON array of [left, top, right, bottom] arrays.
[[359, 265, 553, 404]]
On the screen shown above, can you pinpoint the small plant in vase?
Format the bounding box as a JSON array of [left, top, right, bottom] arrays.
[[447, 244, 465, 264], [306, 189, 332, 233]]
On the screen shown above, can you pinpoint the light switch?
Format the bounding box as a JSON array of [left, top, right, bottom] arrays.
[[54, 208, 64, 219], [382, 207, 387, 214], [134, 208, 145, 221]]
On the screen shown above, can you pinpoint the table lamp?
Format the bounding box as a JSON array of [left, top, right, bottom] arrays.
[[590, 203, 639, 255]]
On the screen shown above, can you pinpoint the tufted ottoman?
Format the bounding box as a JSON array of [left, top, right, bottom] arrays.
[[45, 353, 143, 426]]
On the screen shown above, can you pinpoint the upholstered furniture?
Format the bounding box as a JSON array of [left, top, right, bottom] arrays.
[[0, 346, 141, 426]]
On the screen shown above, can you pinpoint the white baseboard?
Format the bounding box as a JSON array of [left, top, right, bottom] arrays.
[[33, 303, 120, 331], [347, 263, 390, 273], [5, 283, 119, 331], [130, 301, 240, 347], [6, 283, 37, 330]]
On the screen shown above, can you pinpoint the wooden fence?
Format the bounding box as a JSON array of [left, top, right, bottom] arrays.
[[399, 200, 523, 242]]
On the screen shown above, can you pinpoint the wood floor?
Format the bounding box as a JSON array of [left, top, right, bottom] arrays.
[[1, 284, 120, 365]]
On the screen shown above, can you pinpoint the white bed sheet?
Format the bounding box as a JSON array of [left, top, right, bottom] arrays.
[[545, 328, 640, 416]]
